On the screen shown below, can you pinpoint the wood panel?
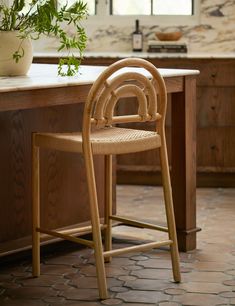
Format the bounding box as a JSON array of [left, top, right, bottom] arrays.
[[0, 104, 106, 247], [0, 85, 91, 112], [147, 58, 235, 87], [197, 127, 235, 169], [195, 61, 235, 87], [197, 87, 235, 127]]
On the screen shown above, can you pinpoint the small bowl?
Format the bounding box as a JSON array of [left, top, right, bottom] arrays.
[[155, 31, 182, 41]]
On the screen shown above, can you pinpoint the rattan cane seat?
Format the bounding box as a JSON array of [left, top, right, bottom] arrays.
[[35, 127, 161, 155]]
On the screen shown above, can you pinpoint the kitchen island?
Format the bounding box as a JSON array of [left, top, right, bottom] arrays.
[[34, 52, 235, 187], [0, 63, 199, 255]]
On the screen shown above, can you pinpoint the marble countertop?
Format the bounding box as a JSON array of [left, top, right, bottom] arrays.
[[34, 51, 235, 59], [0, 63, 199, 93]]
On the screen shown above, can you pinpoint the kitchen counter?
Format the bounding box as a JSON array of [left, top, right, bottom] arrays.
[[0, 64, 198, 95], [0, 64, 199, 254], [34, 51, 235, 59]]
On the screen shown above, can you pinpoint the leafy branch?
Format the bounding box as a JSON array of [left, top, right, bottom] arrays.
[[0, 0, 88, 76]]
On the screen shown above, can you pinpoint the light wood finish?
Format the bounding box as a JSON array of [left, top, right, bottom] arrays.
[[110, 215, 168, 232], [32, 58, 181, 299], [104, 154, 113, 263], [103, 240, 173, 257], [32, 134, 40, 277]]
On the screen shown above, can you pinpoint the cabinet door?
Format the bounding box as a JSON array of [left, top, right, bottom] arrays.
[[117, 58, 235, 186]]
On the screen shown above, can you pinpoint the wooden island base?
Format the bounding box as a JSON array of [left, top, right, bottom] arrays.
[[0, 63, 199, 254], [0, 103, 106, 256]]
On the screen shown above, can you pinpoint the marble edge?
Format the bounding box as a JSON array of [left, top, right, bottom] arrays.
[[0, 64, 199, 93], [33, 51, 235, 59], [0, 79, 93, 93]]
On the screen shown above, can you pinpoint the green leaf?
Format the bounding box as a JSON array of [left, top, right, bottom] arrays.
[[13, 47, 25, 63], [1, 0, 88, 76], [58, 56, 81, 76]]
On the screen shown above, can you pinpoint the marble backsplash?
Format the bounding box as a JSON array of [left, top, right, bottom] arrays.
[[33, 0, 235, 54]]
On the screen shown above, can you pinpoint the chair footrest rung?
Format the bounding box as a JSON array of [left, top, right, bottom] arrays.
[[110, 215, 168, 232], [103, 240, 173, 257], [37, 228, 94, 248]]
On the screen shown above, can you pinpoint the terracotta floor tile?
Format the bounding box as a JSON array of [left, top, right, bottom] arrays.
[[118, 304, 156, 306], [223, 279, 235, 286], [138, 258, 173, 269], [158, 302, 181, 306], [0, 299, 47, 305], [70, 276, 122, 289], [122, 265, 142, 271], [124, 278, 171, 290], [164, 288, 186, 295], [116, 289, 170, 303], [69, 276, 100, 289], [109, 286, 129, 293], [191, 261, 232, 272], [225, 269, 235, 276], [178, 281, 229, 294], [60, 287, 100, 301], [219, 291, 235, 298], [6, 286, 57, 299], [1, 283, 21, 290], [16, 274, 64, 287], [100, 298, 123, 305], [0, 274, 14, 283], [130, 255, 149, 261], [131, 267, 173, 280], [42, 296, 65, 303], [117, 275, 137, 282], [39, 264, 77, 276], [1, 186, 235, 305], [57, 302, 101, 306], [182, 271, 231, 283], [173, 292, 227, 305], [96, 256, 134, 267], [44, 254, 84, 266]]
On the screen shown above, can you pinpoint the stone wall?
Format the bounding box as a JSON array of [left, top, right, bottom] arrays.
[[33, 0, 235, 53]]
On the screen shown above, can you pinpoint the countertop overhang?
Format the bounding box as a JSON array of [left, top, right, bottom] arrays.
[[0, 64, 199, 93], [33, 51, 235, 59]]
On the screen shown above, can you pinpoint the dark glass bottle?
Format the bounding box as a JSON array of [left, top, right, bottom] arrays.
[[132, 19, 143, 52]]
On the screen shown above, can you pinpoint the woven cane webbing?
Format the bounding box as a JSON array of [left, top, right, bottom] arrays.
[[35, 127, 161, 155]]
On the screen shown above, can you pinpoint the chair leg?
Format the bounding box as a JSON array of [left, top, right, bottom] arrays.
[[84, 152, 108, 299], [32, 135, 40, 277], [159, 143, 181, 283], [104, 155, 113, 263]]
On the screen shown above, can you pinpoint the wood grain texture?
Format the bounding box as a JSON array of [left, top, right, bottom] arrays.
[[33, 57, 200, 252], [0, 85, 91, 112], [2, 59, 201, 253], [171, 76, 197, 251], [74, 56, 235, 186], [0, 104, 105, 250], [197, 87, 235, 127]]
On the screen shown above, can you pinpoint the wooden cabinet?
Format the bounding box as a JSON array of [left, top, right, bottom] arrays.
[[0, 103, 107, 256], [34, 56, 235, 186], [138, 58, 235, 187]]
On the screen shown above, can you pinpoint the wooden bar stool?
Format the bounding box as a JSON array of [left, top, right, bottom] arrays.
[[32, 58, 181, 299]]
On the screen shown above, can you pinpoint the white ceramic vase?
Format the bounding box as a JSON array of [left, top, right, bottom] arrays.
[[0, 31, 33, 76]]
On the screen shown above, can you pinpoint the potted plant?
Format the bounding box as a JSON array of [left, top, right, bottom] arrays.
[[0, 0, 88, 76]]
